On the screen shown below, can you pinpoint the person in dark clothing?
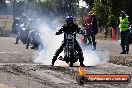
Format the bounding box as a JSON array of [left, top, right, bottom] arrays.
[[12, 18, 20, 33], [14, 18, 21, 44], [90, 13, 98, 50], [118, 11, 132, 54], [51, 16, 85, 67], [83, 13, 98, 50], [14, 14, 29, 44], [20, 14, 29, 25], [14, 33, 20, 44]]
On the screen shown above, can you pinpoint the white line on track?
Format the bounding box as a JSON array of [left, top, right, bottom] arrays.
[[0, 52, 32, 54]]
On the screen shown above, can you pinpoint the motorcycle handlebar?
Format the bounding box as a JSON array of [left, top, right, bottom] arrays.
[[55, 32, 60, 35]]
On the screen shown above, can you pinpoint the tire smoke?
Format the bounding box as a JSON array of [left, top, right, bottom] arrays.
[[33, 17, 109, 66]]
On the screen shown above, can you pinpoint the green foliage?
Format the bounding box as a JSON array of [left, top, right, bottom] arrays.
[[91, 0, 132, 39], [92, 0, 111, 27], [92, 0, 131, 28], [10, 0, 132, 29], [36, 0, 79, 16]]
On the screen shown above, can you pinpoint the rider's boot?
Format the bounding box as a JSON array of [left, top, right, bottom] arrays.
[[26, 46, 28, 49], [14, 39, 18, 44], [51, 56, 57, 66], [79, 52, 85, 67], [14, 35, 19, 44], [93, 42, 96, 50], [51, 60, 55, 66], [14, 42, 18, 44]]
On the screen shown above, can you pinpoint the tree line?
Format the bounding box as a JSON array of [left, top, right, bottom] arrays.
[[1, 0, 132, 30]]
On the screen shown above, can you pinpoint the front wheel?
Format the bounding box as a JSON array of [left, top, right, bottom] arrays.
[[69, 49, 74, 67], [76, 76, 86, 86]]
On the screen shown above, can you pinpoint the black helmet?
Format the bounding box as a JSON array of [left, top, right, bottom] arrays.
[[120, 11, 125, 15]]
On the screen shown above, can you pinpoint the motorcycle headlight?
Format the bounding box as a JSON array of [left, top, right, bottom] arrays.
[[22, 28, 26, 31], [68, 45, 73, 49], [68, 34, 73, 39], [20, 24, 24, 27]]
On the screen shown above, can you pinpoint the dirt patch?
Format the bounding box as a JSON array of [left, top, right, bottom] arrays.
[[109, 56, 132, 67], [0, 84, 15, 88]]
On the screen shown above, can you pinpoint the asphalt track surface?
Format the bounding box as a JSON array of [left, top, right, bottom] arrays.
[[0, 37, 132, 88]]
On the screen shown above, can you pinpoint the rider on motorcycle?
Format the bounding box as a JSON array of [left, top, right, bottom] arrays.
[[14, 13, 29, 44], [20, 13, 29, 25], [51, 16, 85, 67]]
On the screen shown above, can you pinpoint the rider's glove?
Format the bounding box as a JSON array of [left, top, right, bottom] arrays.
[[55, 32, 60, 35]]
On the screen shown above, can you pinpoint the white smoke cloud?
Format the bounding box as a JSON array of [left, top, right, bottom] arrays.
[[76, 34, 109, 66], [82, 48, 109, 66], [78, 0, 89, 8], [33, 17, 64, 65], [33, 14, 109, 67]]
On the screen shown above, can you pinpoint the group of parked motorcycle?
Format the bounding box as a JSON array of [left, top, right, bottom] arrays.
[[12, 16, 43, 50]]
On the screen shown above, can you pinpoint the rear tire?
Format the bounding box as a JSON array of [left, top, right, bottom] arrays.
[[69, 62, 73, 67], [77, 76, 86, 86]]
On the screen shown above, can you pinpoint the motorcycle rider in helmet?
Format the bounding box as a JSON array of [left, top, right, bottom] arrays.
[[51, 16, 85, 67], [14, 13, 29, 44], [12, 18, 20, 33]]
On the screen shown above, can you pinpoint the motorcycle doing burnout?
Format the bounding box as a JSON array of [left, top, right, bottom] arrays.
[[51, 16, 85, 67], [58, 31, 80, 66], [19, 23, 29, 44]]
